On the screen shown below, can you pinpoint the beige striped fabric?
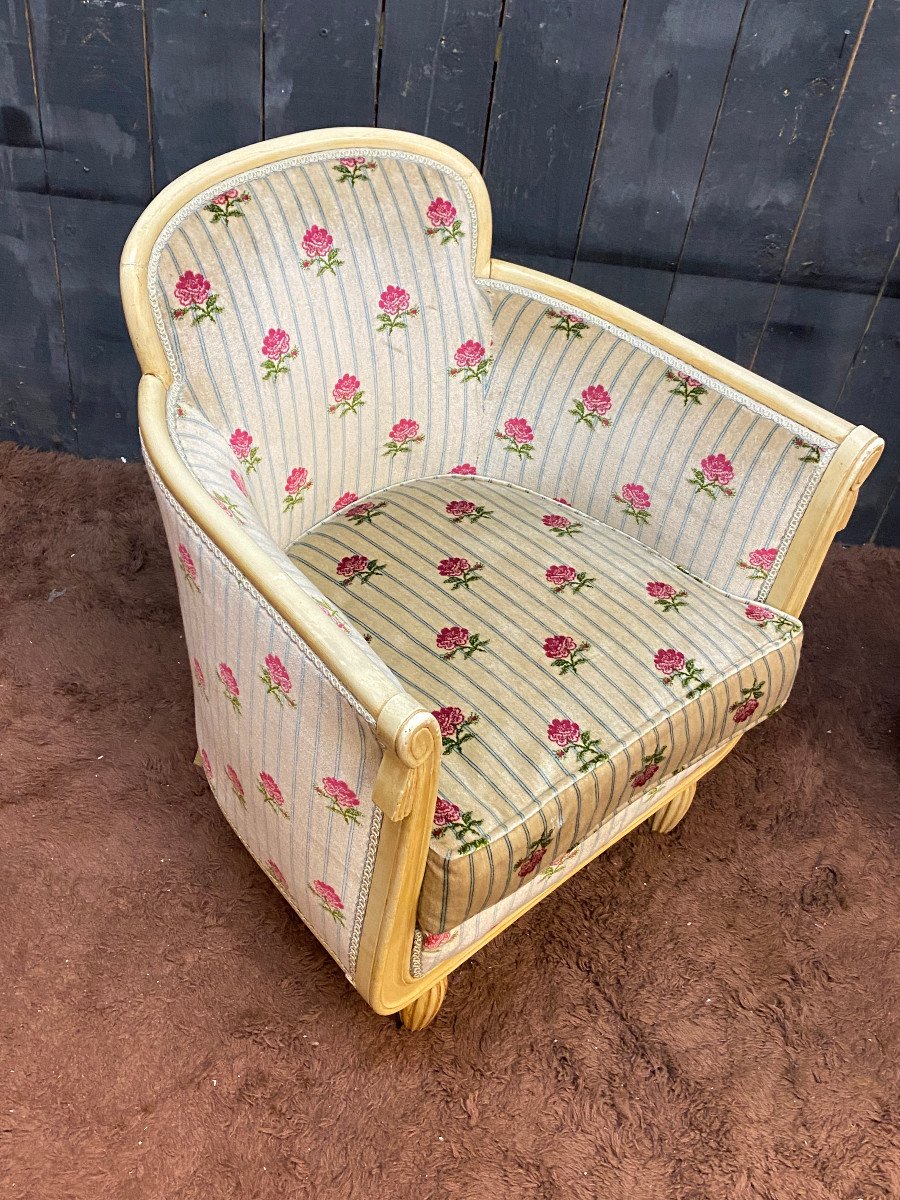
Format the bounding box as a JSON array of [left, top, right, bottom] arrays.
[[288, 475, 802, 932]]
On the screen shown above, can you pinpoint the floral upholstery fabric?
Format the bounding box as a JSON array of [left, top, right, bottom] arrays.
[[287, 476, 802, 933], [148, 461, 387, 979], [149, 151, 489, 548], [478, 285, 836, 602]]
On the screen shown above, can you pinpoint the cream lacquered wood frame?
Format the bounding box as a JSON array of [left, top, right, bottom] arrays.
[[121, 128, 883, 1031]]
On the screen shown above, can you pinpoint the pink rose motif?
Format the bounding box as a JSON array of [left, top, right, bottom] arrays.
[[732, 698, 760, 723], [345, 502, 374, 520], [230, 467, 248, 497], [422, 931, 454, 952], [666, 369, 707, 405], [425, 197, 463, 244], [200, 749, 212, 781], [257, 771, 288, 817], [427, 197, 457, 228], [229, 428, 261, 473], [376, 286, 417, 333], [211, 188, 239, 205], [654, 648, 686, 678], [311, 879, 344, 913], [316, 776, 361, 824], [688, 454, 736, 498], [504, 417, 533, 444], [260, 652, 296, 707], [336, 554, 386, 586], [283, 466, 312, 510], [647, 582, 676, 600], [621, 482, 651, 509], [266, 859, 287, 887], [379, 285, 409, 315], [332, 491, 359, 512], [333, 373, 362, 401], [547, 718, 580, 749], [261, 328, 290, 360], [495, 416, 535, 459], [433, 795, 462, 829], [433, 706, 466, 738], [177, 543, 199, 589], [446, 500, 475, 519], [217, 663, 240, 713], [437, 556, 483, 590], [740, 547, 778, 579], [302, 225, 333, 258], [383, 418, 424, 458], [547, 565, 575, 586], [571, 383, 612, 429], [436, 626, 470, 652], [192, 658, 206, 690], [546, 564, 577, 591], [301, 226, 343, 275], [631, 763, 660, 789], [450, 339, 491, 382], [542, 513, 583, 537], [555, 497, 571, 506], [701, 454, 734, 485], [343, 500, 387, 525], [173, 270, 210, 308], [450, 463, 477, 475], [226, 764, 244, 803], [517, 845, 549, 878], [745, 603, 777, 624], [614, 482, 652, 525], [333, 157, 376, 186], [330, 373, 365, 414], [544, 635, 577, 660]]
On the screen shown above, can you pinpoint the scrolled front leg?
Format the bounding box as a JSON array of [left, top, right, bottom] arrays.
[[398, 977, 448, 1031]]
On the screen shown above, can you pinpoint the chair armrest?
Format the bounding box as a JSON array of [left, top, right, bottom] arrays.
[[480, 260, 882, 607], [139, 373, 438, 817]]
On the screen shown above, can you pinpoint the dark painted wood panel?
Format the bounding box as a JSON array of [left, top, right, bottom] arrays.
[[51, 196, 142, 459], [838, 289, 900, 544], [872, 479, 900, 547], [147, 0, 262, 190], [0, 191, 76, 451], [572, 0, 745, 321], [265, 1, 381, 136], [772, 0, 900, 293], [482, 0, 623, 271], [377, 0, 502, 165], [28, 0, 152, 203], [664, 0, 871, 362], [0, 0, 45, 192]]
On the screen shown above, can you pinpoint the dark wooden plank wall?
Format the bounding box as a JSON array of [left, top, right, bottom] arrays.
[[0, 0, 896, 544]]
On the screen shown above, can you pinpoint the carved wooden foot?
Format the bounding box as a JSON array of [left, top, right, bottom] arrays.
[[650, 782, 697, 833], [399, 977, 448, 1031]]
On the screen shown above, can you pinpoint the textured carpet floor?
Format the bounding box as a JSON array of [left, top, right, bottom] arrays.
[[1, 440, 898, 1199]]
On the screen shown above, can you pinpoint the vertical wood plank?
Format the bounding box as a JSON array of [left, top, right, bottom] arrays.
[[377, 0, 503, 164], [0, 0, 75, 451], [147, 0, 262, 190], [265, 1, 381, 136], [837, 285, 900, 544], [753, 0, 898, 401], [28, 0, 151, 458], [664, 0, 871, 360], [572, 0, 746, 321], [482, 0, 624, 275]]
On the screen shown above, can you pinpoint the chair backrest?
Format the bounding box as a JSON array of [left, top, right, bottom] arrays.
[[144, 139, 491, 545]]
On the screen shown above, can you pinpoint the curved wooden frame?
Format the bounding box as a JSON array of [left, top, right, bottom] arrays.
[[121, 128, 882, 1028]]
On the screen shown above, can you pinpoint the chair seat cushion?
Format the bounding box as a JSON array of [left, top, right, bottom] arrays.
[[288, 476, 802, 932]]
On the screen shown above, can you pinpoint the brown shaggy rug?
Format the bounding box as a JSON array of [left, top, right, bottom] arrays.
[[1, 440, 898, 1199]]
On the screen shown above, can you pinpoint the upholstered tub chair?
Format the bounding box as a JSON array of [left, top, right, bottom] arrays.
[[121, 128, 882, 1030]]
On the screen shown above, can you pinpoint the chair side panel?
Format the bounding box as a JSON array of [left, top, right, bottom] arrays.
[[480, 284, 838, 602], [149, 464, 385, 980]]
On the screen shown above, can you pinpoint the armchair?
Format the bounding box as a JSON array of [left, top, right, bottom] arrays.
[[121, 129, 882, 1029]]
